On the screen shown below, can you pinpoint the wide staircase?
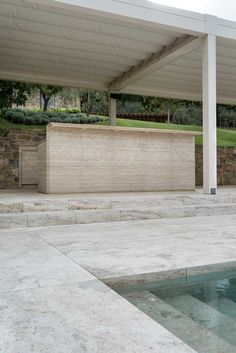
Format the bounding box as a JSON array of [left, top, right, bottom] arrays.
[[124, 290, 236, 353], [1, 191, 236, 229]]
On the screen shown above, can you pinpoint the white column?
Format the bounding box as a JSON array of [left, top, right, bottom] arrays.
[[202, 34, 217, 195], [109, 96, 117, 126]]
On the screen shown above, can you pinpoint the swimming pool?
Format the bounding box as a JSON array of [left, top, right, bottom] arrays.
[[117, 270, 236, 353]]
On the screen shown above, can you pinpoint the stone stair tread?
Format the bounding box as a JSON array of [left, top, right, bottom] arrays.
[[166, 294, 236, 346], [0, 193, 236, 214], [0, 199, 236, 229], [124, 290, 236, 353], [1, 202, 236, 213], [0, 209, 121, 229]]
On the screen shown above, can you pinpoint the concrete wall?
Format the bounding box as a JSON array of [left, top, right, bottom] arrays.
[[38, 123, 198, 194]]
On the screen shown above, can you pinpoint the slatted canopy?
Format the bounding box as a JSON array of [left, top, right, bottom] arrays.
[[1, 0, 236, 194], [0, 0, 236, 104]]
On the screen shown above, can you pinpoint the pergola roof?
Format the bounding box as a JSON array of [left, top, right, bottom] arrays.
[[1, 0, 236, 104]]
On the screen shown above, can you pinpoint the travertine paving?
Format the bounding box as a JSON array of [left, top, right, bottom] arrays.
[[32, 214, 236, 281], [1, 188, 236, 230], [1, 212, 236, 352]]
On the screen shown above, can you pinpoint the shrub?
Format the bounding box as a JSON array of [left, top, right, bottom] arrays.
[[2, 109, 103, 126], [54, 107, 81, 114], [7, 111, 26, 124]]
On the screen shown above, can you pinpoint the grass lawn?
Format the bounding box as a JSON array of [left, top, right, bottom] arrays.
[[1, 117, 236, 147], [101, 118, 236, 147], [0, 118, 45, 135]]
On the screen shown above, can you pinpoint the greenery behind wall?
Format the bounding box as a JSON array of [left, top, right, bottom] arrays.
[[0, 80, 236, 129]]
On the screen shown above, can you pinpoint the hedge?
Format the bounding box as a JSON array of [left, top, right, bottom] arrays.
[[2, 109, 103, 126]]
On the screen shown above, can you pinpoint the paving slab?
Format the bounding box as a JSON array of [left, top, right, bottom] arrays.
[[32, 214, 236, 281], [2, 210, 236, 353], [0, 229, 95, 293], [0, 280, 196, 353]]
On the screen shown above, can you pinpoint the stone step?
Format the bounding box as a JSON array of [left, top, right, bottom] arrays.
[[208, 298, 236, 321], [120, 203, 236, 221], [166, 294, 236, 346], [124, 290, 236, 353], [0, 209, 120, 229], [0, 193, 235, 214], [1, 203, 236, 229]]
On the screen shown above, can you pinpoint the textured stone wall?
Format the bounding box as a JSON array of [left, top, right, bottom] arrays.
[[0, 129, 46, 189], [195, 145, 236, 186], [39, 123, 197, 193], [1, 128, 235, 189]]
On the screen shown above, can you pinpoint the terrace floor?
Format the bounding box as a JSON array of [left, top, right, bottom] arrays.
[[0, 186, 235, 201], [1, 207, 236, 352]]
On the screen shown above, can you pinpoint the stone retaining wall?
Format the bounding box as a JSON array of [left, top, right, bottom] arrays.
[[195, 145, 236, 186], [0, 129, 46, 189], [0, 129, 235, 189]]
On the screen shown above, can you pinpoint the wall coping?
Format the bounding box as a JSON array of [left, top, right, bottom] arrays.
[[47, 123, 202, 137]]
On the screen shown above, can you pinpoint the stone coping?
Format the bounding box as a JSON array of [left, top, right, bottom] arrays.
[[47, 122, 202, 136], [104, 260, 236, 289]]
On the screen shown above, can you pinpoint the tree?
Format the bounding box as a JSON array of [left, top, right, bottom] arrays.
[[36, 84, 63, 111], [143, 97, 185, 123], [80, 89, 108, 115], [57, 88, 82, 109], [0, 80, 31, 111], [217, 105, 236, 128]]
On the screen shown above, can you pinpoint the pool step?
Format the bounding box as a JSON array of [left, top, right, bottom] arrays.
[[208, 298, 236, 321], [166, 294, 236, 346], [124, 290, 236, 353], [1, 202, 236, 229]]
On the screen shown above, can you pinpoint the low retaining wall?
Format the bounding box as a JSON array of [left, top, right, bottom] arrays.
[[0, 129, 45, 189], [1, 128, 235, 189], [196, 145, 236, 186]]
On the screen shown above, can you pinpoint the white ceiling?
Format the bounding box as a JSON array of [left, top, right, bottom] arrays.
[[1, 0, 236, 104]]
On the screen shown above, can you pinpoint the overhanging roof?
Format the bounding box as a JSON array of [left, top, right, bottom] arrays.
[[1, 0, 236, 104]]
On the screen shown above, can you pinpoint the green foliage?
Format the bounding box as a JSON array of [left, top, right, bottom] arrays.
[[57, 88, 81, 109], [217, 105, 236, 128], [172, 104, 202, 126], [53, 107, 81, 114], [0, 81, 31, 111], [117, 100, 144, 114], [80, 89, 109, 115], [2, 109, 103, 126], [34, 84, 63, 111], [101, 118, 236, 147]]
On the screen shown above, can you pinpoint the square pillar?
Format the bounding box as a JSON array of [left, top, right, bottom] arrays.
[[109, 95, 117, 126], [202, 34, 217, 195]]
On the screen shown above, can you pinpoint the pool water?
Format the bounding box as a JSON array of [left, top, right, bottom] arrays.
[[117, 270, 236, 353]]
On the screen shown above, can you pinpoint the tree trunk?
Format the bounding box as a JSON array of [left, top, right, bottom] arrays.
[[43, 97, 49, 111], [74, 97, 81, 110], [167, 108, 171, 124]]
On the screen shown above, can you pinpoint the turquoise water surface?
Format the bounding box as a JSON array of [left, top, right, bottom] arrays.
[[117, 270, 236, 353]]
